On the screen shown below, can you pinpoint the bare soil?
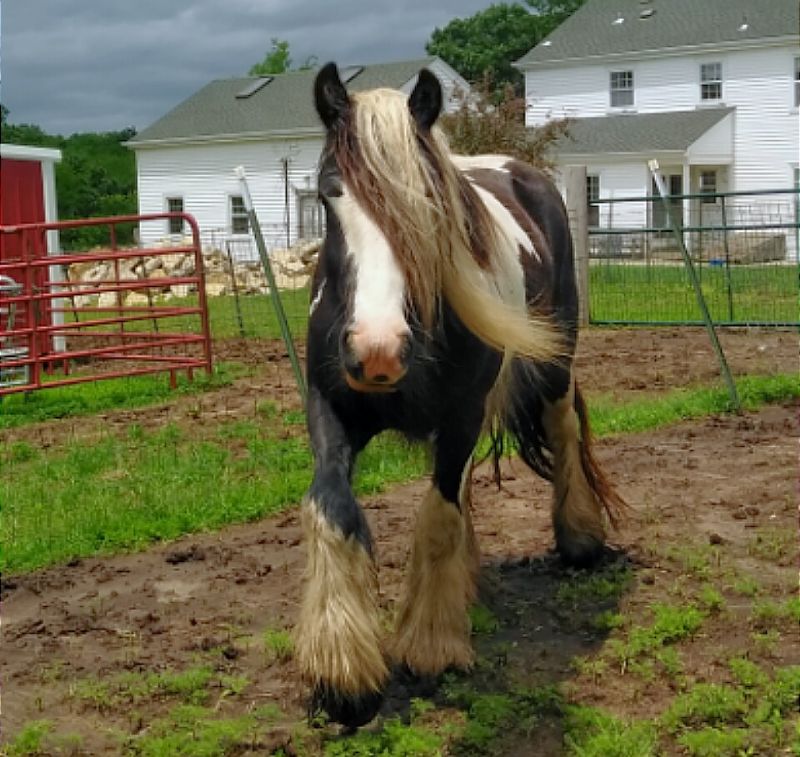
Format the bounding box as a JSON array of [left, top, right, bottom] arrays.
[[1, 328, 798, 754]]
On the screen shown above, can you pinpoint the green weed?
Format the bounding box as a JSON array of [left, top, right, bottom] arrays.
[[5, 720, 53, 756], [676, 726, 749, 757], [263, 628, 294, 662], [564, 705, 657, 756], [469, 604, 500, 635], [556, 564, 634, 606]]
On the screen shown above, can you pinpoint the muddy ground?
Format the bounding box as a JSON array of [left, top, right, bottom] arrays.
[[1, 328, 798, 754]]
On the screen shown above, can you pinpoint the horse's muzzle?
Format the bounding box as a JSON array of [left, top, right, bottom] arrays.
[[341, 326, 412, 392]]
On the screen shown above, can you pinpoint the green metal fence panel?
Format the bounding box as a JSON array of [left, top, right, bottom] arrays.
[[587, 188, 800, 327]]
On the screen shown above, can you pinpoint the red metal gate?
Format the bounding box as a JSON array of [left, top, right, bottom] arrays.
[[0, 213, 212, 397]]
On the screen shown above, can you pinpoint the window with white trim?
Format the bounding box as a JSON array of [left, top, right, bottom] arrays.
[[297, 191, 324, 239], [700, 62, 722, 101], [610, 70, 634, 108], [230, 195, 249, 235], [698, 171, 717, 204], [166, 197, 184, 235]]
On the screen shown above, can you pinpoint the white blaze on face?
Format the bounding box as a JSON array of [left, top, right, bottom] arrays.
[[330, 186, 409, 369]]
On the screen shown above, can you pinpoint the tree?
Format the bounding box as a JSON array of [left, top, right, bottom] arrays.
[[426, 4, 544, 94], [439, 76, 568, 170], [426, 1, 587, 94], [248, 39, 317, 76], [249, 38, 292, 75], [526, 0, 587, 28]]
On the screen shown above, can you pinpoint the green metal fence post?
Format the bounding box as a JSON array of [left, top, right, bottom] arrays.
[[649, 161, 741, 411], [235, 166, 307, 406], [720, 194, 734, 322]]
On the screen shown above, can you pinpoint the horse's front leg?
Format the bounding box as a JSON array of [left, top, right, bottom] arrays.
[[393, 414, 482, 676], [295, 388, 387, 728]]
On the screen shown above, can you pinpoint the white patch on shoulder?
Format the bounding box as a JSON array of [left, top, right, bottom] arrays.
[[451, 154, 513, 173], [472, 184, 539, 262], [329, 187, 406, 330], [309, 278, 326, 316]]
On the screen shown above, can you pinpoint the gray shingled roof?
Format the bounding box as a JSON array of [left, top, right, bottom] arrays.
[[556, 107, 734, 155], [518, 0, 798, 67], [129, 58, 438, 146]]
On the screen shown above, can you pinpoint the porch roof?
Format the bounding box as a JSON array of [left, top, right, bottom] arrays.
[[555, 107, 735, 160]]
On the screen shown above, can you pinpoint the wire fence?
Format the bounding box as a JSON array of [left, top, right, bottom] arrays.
[[586, 188, 800, 326]]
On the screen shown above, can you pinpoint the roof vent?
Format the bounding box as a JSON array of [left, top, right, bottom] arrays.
[[612, 14, 625, 25], [339, 66, 364, 83], [541, 40, 553, 47], [236, 77, 273, 99], [737, 16, 749, 32], [640, 7, 655, 19]]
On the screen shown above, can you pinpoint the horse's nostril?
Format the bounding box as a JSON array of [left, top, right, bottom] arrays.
[[372, 374, 390, 384]]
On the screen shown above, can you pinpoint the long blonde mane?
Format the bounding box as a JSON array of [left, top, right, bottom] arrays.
[[333, 86, 561, 361]]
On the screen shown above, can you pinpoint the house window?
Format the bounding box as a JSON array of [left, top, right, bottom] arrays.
[[166, 197, 184, 235], [297, 191, 324, 239], [700, 62, 722, 101], [610, 70, 634, 108], [230, 196, 249, 235], [586, 174, 600, 227], [795, 57, 800, 107], [699, 171, 717, 204]]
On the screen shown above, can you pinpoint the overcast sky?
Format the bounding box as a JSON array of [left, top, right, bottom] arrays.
[[1, 0, 502, 136]]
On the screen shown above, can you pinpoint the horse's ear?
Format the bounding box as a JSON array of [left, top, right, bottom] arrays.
[[408, 69, 443, 132], [315, 62, 350, 130]]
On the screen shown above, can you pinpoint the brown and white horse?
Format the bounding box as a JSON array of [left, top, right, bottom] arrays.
[[295, 62, 624, 728]]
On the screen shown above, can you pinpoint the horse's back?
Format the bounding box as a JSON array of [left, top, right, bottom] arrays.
[[453, 153, 578, 332]]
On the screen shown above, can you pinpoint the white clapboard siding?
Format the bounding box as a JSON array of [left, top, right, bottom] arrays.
[[526, 42, 799, 197], [136, 137, 323, 248]]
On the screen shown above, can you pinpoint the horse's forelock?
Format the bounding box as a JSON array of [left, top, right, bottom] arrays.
[[328, 88, 495, 330]]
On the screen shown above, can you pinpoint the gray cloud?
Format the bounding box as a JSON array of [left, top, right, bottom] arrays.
[[1, 0, 501, 135]]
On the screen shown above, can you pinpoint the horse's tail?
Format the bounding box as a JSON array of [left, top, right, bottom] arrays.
[[488, 362, 625, 529], [572, 382, 626, 528]]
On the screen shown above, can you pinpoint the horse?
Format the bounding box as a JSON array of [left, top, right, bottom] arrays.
[[295, 62, 625, 729]]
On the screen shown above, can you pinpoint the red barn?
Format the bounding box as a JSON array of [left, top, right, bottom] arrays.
[[0, 144, 62, 381]]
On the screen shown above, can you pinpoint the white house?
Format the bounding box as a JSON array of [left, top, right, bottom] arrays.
[[127, 58, 470, 258], [517, 0, 799, 233]]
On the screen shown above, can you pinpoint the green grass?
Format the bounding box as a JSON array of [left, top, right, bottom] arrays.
[[122, 288, 311, 341], [263, 628, 294, 662], [0, 363, 238, 430], [1, 422, 428, 574], [3, 373, 798, 575], [589, 262, 798, 324], [589, 372, 800, 437], [564, 705, 657, 756]]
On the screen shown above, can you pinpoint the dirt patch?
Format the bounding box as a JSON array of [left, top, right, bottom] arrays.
[[2, 397, 797, 754], [1, 328, 795, 451]]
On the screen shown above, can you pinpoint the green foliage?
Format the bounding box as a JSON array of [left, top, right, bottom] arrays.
[[2, 120, 137, 249], [469, 604, 500, 635], [663, 683, 748, 732], [556, 563, 634, 606], [124, 704, 261, 757], [249, 38, 316, 75], [324, 717, 443, 756], [676, 727, 748, 757], [5, 720, 53, 756], [439, 77, 567, 168], [74, 667, 215, 710], [564, 705, 657, 757], [263, 628, 294, 662], [427, 4, 545, 93]]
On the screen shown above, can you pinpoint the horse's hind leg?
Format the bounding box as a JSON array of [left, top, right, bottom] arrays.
[[393, 421, 481, 676], [541, 369, 622, 566], [295, 389, 388, 728]]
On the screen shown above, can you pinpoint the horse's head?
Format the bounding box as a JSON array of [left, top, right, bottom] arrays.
[[313, 62, 445, 393]]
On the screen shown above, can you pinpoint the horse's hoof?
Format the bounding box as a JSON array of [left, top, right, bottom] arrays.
[[311, 683, 384, 729], [556, 531, 605, 568]]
